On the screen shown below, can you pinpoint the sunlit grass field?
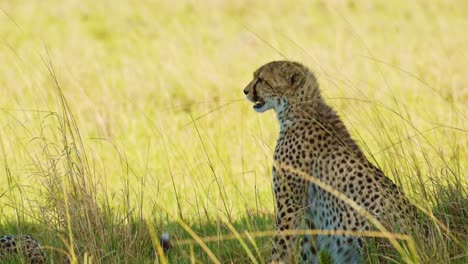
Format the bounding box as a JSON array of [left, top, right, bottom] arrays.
[[0, 0, 466, 263]]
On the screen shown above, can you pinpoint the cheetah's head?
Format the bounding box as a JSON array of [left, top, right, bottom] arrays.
[[243, 61, 318, 113]]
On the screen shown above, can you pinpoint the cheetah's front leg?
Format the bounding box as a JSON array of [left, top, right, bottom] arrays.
[[270, 167, 307, 264]]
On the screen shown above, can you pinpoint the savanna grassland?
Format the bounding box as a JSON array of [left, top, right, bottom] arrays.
[[0, 0, 466, 263]]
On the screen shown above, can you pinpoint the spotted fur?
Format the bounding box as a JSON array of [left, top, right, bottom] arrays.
[[243, 61, 428, 263], [0, 234, 46, 263]]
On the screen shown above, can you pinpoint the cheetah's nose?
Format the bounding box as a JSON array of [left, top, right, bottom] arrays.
[[243, 89, 249, 95]]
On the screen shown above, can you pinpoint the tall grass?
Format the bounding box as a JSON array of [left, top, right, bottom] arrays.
[[0, 0, 466, 263]]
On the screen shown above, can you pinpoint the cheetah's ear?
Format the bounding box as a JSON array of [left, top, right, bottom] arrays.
[[290, 73, 305, 89], [290, 73, 301, 85]]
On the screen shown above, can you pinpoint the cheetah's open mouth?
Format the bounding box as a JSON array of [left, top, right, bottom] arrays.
[[253, 100, 265, 109]]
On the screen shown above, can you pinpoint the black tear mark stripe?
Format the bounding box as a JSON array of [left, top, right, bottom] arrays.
[[252, 78, 261, 101]]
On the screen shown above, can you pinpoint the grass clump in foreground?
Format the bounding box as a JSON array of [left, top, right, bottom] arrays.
[[0, 0, 467, 263]]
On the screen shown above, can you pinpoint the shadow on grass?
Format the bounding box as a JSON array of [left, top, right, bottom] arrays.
[[1, 201, 467, 264], [0, 212, 274, 263]]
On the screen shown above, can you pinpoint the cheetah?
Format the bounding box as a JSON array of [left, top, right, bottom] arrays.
[[0, 234, 46, 263], [243, 61, 429, 263]]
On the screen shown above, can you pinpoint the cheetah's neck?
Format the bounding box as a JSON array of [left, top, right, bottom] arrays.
[[276, 99, 366, 160]]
